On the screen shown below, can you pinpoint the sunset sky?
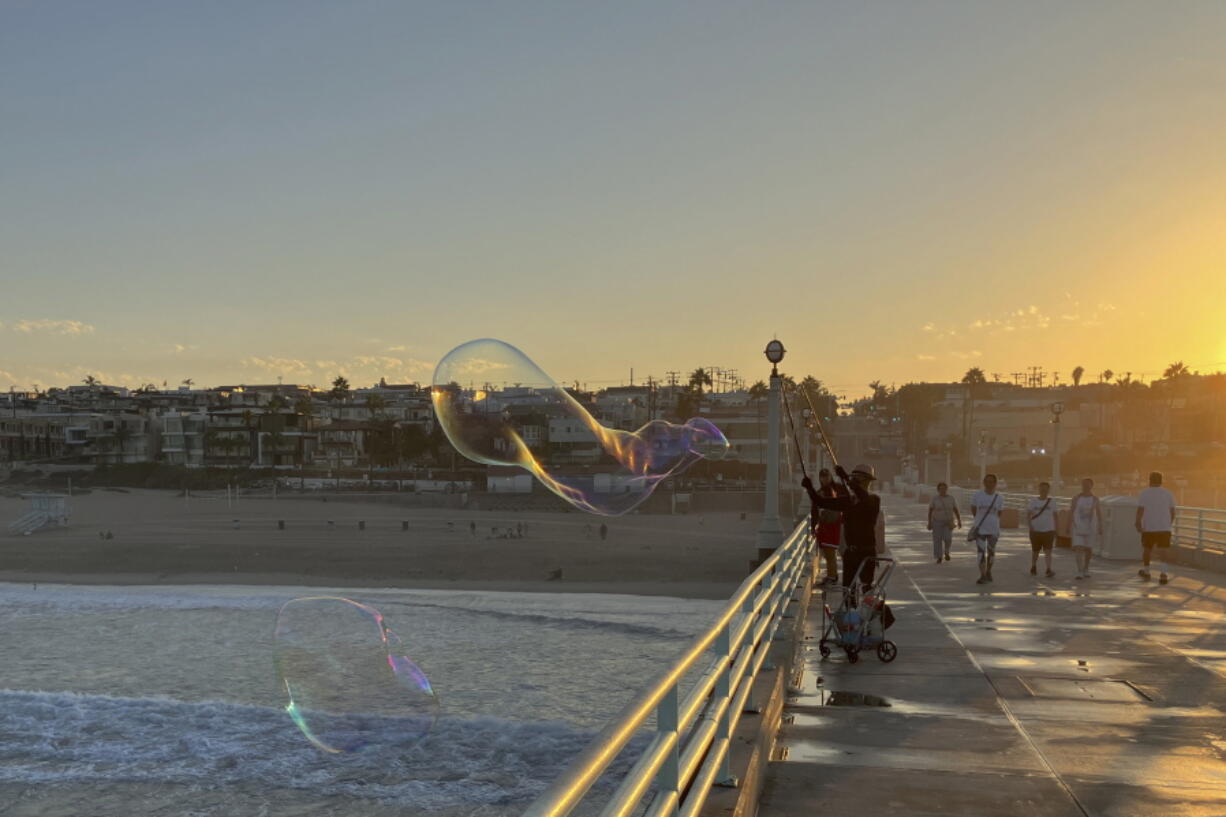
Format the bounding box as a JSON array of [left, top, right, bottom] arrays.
[[3, 1, 1224, 398]]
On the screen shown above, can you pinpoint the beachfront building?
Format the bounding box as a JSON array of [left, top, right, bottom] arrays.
[[158, 411, 209, 468], [0, 412, 154, 466]]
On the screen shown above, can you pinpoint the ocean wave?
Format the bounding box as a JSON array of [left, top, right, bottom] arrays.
[[0, 689, 647, 809]]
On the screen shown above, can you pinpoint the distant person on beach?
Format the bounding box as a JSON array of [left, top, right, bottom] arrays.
[[599, 522, 608, 541], [970, 474, 1003, 585], [470, 521, 477, 538], [1070, 478, 1103, 580], [1136, 471, 1177, 584], [1027, 481, 1057, 578], [812, 468, 847, 584], [803, 464, 881, 591], [927, 482, 960, 564]]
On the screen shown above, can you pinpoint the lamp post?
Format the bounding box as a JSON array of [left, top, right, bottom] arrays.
[[1051, 401, 1064, 489], [757, 340, 786, 550]]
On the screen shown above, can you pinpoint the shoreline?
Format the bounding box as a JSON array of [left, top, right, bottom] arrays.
[[0, 571, 739, 599]]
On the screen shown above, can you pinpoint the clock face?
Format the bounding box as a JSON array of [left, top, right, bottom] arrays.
[[765, 340, 785, 363]]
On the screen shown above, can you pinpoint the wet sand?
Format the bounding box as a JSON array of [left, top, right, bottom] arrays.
[[0, 490, 766, 599]]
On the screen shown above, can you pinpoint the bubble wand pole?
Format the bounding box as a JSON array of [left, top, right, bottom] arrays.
[[778, 379, 808, 480], [797, 386, 841, 472]]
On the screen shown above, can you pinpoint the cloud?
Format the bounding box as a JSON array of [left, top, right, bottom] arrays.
[[386, 345, 408, 352], [242, 356, 314, 378], [11, 319, 95, 335], [921, 323, 935, 333], [0, 369, 15, 382], [172, 344, 198, 353], [915, 354, 936, 361], [350, 355, 434, 378]]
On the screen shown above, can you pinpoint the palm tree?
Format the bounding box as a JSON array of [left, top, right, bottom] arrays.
[[1101, 369, 1114, 384], [1163, 361, 1190, 379], [83, 375, 99, 388], [961, 368, 988, 448], [688, 368, 713, 395], [960, 368, 987, 386], [749, 380, 769, 464], [1072, 366, 1085, 387], [113, 420, 132, 463], [182, 378, 194, 389], [365, 393, 388, 418], [329, 375, 350, 403]]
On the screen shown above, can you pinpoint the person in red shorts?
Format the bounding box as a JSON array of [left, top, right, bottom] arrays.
[[811, 468, 847, 585]]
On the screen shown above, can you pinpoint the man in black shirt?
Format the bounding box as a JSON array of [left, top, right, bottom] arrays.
[[803, 463, 882, 590]]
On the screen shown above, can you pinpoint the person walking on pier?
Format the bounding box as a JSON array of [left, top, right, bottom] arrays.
[[1070, 478, 1103, 580], [927, 482, 960, 563], [802, 463, 881, 591], [1027, 481, 1057, 578], [1136, 471, 1177, 584], [812, 468, 847, 584], [969, 474, 1003, 584]]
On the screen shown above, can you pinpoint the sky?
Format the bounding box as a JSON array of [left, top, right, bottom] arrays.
[[2, 1, 1225, 399]]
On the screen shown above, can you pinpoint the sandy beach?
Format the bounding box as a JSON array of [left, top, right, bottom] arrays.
[[0, 490, 768, 599]]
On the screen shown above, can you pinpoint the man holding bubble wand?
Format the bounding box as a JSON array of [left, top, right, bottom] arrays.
[[797, 389, 885, 590]]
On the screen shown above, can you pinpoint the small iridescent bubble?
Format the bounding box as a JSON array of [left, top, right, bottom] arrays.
[[432, 339, 729, 515], [273, 597, 439, 754]]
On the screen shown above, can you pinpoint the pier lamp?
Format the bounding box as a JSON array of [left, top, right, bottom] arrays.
[[1051, 401, 1064, 489], [764, 340, 786, 375], [757, 339, 786, 549]]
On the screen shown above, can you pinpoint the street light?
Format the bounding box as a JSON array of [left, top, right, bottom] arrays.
[[757, 339, 786, 550], [1051, 401, 1064, 489]]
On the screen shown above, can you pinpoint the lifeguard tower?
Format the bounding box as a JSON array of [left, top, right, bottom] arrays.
[[6, 493, 70, 536]]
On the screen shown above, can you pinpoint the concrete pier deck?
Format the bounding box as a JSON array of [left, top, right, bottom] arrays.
[[758, 495, 1226, 817]]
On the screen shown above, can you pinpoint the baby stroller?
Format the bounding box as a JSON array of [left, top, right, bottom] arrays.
[[818, 556, 898, 664]]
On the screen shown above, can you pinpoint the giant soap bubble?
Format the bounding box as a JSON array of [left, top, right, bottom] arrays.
[[432, 339, 729, 515], [274, 596, 439, 753]]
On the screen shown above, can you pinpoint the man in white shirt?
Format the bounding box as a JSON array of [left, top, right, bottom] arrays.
[[1136, 471, 1177, 584], [1027, 481, 1058, 578], [970, 473, 1003, 585]]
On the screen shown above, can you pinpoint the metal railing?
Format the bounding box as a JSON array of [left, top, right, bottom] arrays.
[[901, 481, 1226, 553], [1173, 506, 1226, 551], [521, 520, 814, 817]]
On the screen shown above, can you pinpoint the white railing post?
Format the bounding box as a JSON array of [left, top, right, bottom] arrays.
[[656, 685, 680, 814], [714, 624, 737, 787], [1198, 509, 1205, 548]]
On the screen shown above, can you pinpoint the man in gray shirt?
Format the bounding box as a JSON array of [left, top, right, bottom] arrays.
[[927, 482, 961, 563]]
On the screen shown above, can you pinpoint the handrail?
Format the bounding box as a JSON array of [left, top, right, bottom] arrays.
[[521, 520, 814, 817]]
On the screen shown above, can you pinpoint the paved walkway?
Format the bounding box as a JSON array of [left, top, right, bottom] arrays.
[[758, 494, 1226, 817]]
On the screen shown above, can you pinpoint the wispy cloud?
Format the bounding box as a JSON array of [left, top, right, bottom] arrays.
[[915, 354, 936, 361], [386, 345, 408, 352], [172, 343, 197, 353], [242, 356, 314, 378], [12, 319, 95, 335]]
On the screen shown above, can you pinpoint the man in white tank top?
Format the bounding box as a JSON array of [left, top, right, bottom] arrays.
[[1069, 477, 1103, 580]]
